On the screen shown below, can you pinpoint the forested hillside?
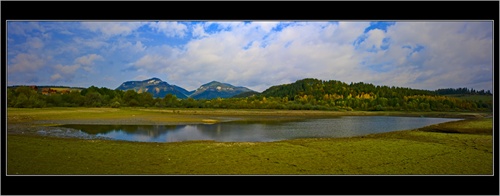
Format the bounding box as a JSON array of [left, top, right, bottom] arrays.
[[7, 78, 493, 112], [247, 78, 492, 111]]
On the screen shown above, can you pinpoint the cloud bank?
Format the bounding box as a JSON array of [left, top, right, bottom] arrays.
[[7, 21, 493, 93]]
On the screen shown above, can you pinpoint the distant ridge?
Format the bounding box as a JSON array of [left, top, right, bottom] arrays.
[[116, 78, 191, 98], [189, 81, 256, 99], [115, 78, 256, 99]]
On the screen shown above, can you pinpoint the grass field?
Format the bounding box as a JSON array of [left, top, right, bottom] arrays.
[[7, 107, 490, 125], [6, 107, 493, 175]]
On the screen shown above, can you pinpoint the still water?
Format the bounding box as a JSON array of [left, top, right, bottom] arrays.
[[56, 116, 462, 143]]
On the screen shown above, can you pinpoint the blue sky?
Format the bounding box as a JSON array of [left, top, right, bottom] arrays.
[[7, 21, 493, 92]]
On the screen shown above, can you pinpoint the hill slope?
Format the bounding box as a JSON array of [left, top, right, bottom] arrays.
[[260, 78, 436, 100]]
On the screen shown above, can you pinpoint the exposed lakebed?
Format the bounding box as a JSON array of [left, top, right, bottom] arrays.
[[51, 116, 463, 142]]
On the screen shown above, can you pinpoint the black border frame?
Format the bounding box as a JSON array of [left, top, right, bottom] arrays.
[[2, 1, 499, 195]]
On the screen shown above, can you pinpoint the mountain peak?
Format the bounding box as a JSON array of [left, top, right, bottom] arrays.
[[116, 78, 255, 100], [143, 77, 163, 84], [191, 81, 255, 99], [116, 77, 188, 98], [203, 81, 227, 87], [147, 77, 162, 81]]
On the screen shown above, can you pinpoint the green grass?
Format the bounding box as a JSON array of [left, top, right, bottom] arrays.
[[7, 107, 491, 125], [7, 129, 492, 175], [6, 107, 493, 175], [7, 107, 207, 124], [418, 117, 493, 134]]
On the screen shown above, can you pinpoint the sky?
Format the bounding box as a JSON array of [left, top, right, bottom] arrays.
[[7, 21, 494, 93]]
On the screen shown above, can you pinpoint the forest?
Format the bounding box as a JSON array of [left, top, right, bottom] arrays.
[[7, 78, 493, 112]]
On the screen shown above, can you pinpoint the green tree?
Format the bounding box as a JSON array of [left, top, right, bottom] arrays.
[[128, 99, 139, 107], [31, 95, 46, 108], [46, 94, 63, 107], [123, 90, 139, 106], [66, 91, 85, 106], [163, 94, 179, 107], [84, 92, 103, 107], [15, 86, 36, 98], [7, 88, 17, 107], [14, 94, 29, 108], [111, 101, 121, 108], [139, 92, 154, 107]]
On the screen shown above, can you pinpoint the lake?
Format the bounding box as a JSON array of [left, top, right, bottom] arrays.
[[55, 116, 463, 143]]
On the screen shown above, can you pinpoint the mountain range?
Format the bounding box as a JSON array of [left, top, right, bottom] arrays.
[[116, 78, 193, 98], [116, 78, 256, 99]]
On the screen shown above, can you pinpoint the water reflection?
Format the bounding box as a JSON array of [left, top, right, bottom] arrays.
[[58, 116, 462, 143]]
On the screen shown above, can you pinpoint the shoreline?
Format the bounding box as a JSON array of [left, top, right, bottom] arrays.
[[6, 107, 491, 141]]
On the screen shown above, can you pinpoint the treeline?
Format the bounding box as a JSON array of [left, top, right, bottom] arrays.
[[261, 78, 436, 99], [253, 78, 492, 111], [7, 79, 493, 112], [435, 87, 492, 95], [7, 86, 168, 108]]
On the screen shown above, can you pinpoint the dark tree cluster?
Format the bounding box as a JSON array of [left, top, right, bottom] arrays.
[[435, 87, 492, 95]]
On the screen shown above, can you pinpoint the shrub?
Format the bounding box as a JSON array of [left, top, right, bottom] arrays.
[[111, 101, 121, 108]]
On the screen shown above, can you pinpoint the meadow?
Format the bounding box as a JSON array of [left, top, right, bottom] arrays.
[[6, 107, 493, 175]]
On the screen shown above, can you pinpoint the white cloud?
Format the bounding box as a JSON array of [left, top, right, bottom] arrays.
[[27, 37, 44, 49], [50, 73, 63, 81], [54, 64, 80, 75], [8, 53, 45, 73], [51, 64, 81, 82], [133, 54, 166, 71], [334, 22, 371, 44], [81, 22, 145, 37], [9, 34, 49, 54], [130, 44, 182, 70], [134, 75, 152, 81], [8, 22, 44, 36], [42, 33, 51, 39], [73, 37, 109, 49], [74, 54, 104, 72], [148, 22, 188, 37], [357, 21, 493, 91], [111, 41, 146, 53], [7, 21, 492, 92], [206, 21, 242, 31], [253, 21, 279, 33], [75, 54, 104, 65], [132, 21, 374, 91], [60, 30, 73, 35], [358, 29, 386, 51], [192, 24, 208, 38], [134, 41, 146, 52]]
